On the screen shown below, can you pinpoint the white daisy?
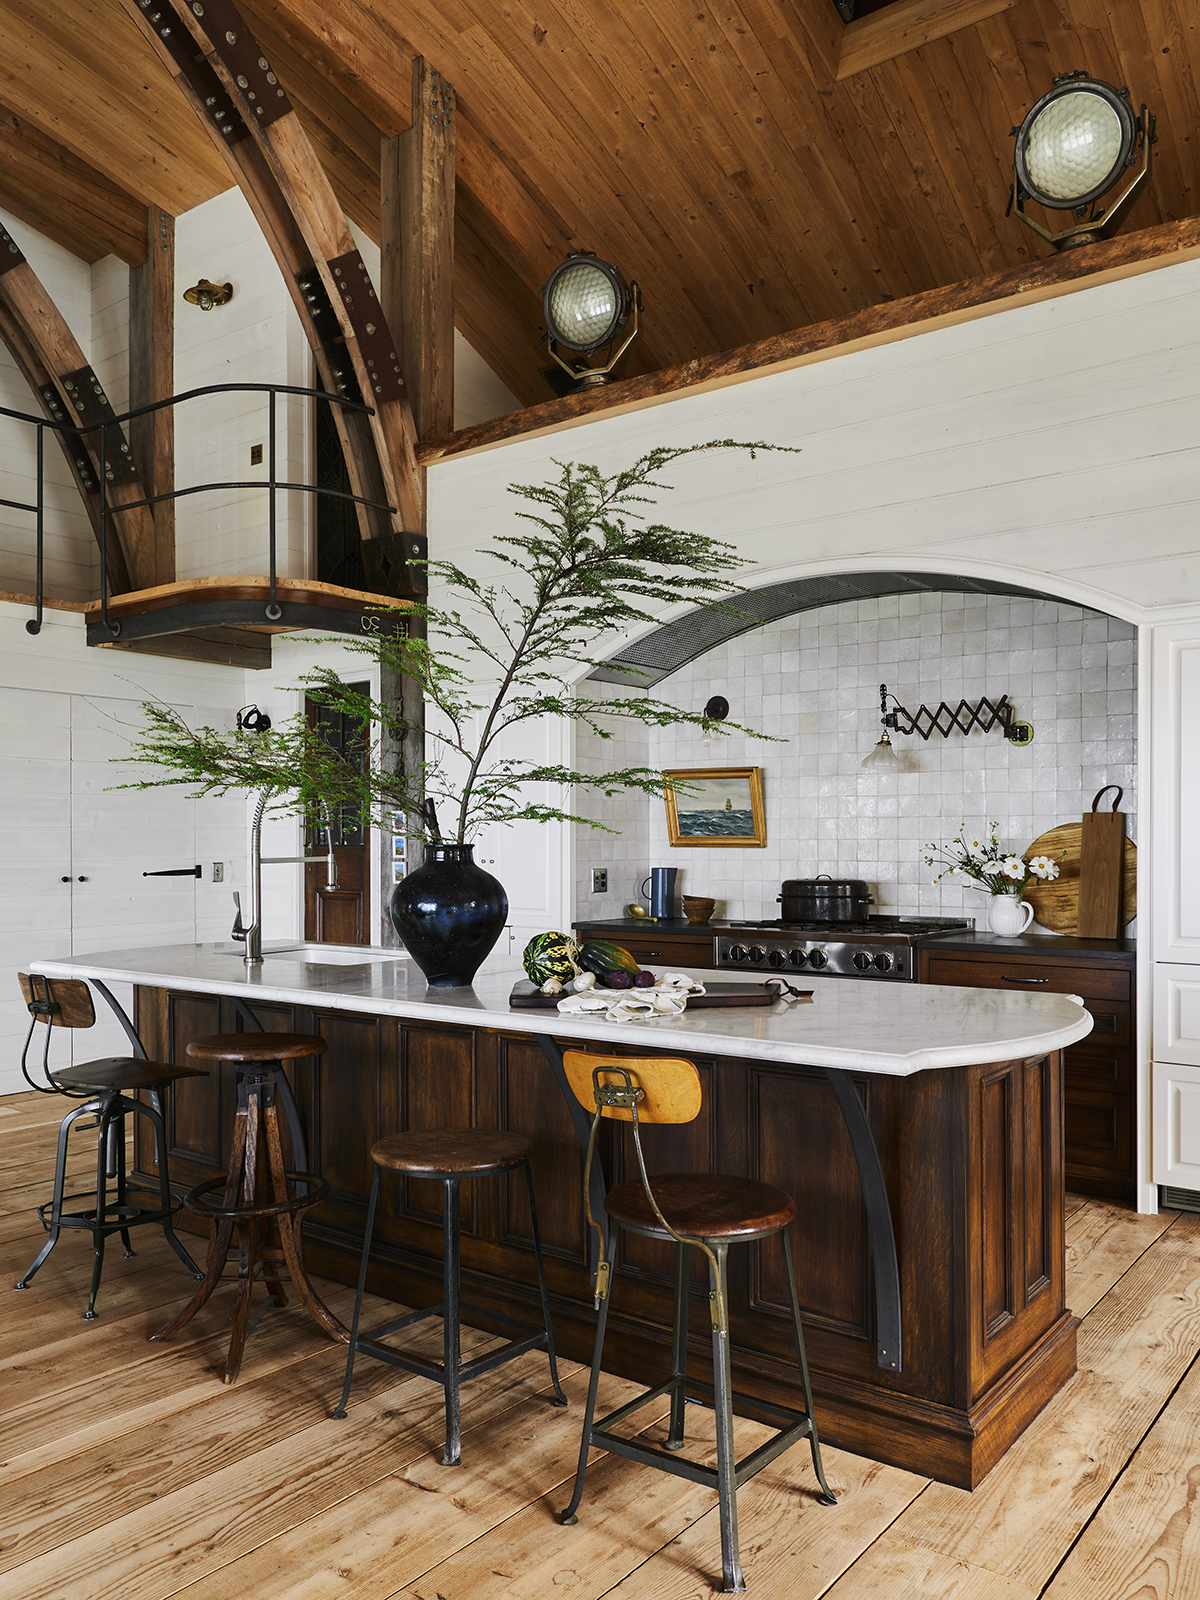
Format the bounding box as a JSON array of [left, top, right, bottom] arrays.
[[1027, 855, 1059, 881], [1000, 855, 1026, 880]]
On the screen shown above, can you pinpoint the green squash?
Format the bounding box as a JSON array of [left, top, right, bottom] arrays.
[[576, 939, 640, 981], [522, 932, 579, 987]]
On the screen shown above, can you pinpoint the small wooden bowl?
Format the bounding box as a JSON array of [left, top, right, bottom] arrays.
[[683, 896, 716, 925]]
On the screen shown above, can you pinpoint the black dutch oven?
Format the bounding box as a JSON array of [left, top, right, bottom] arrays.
[[778, 875, 873, 924]]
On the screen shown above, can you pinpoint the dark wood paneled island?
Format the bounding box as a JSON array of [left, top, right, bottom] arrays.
[[32, 943, 1095, 1489]]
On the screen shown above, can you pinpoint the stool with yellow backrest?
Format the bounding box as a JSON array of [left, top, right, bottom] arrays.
[[559, 1049, 835, 1594]]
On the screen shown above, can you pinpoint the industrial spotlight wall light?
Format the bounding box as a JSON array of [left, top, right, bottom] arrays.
[[1008, 72, 1156, 251], [862, 683, 1033, 770], [540, 250, 641, 387], [183, 278, 234, 311]]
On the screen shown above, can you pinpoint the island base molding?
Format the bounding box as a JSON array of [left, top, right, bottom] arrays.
[[132, 985, 1076, 1491]]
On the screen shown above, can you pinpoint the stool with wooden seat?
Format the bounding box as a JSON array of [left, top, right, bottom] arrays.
[[560, 1050, 835, 1594], [333, 1127, 567, 1465], [150, 1032, 346, 1384], [14, 973, 207, 1321]]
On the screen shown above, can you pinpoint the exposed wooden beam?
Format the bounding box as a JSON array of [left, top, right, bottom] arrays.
[[837, 0, 1021, 81], [0, 101, 148, 267], [383, 59, 455, 441], [417, 214, 1200, 464], [119, 0, 427, 589], [129, 205, 175, 588], [0, 221, 161, 591]]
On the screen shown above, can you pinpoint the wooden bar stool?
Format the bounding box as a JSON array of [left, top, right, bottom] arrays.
[[332, 1128, 567, 1465], [560, 1050, 835, 1594], [151, 1033, 346, 1383], [14, 973, 207, 1320]]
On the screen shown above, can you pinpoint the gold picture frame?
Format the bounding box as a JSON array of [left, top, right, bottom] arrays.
[[664, 766, 766, 848]]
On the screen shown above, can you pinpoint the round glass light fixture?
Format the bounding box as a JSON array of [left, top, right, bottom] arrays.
[[861, 730, 902, 770], [182, 278, 233, 312], [1008, 73, 1155, 251], [540, 250, 641, 387]]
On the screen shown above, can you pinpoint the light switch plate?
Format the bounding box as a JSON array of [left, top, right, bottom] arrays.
[[212, 862, 225, 882]]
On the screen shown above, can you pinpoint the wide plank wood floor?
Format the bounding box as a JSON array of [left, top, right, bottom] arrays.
[[3, 1088, 1200, 1599]]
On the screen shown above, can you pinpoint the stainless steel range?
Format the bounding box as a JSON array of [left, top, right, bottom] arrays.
[[716, 915, 974, 982]]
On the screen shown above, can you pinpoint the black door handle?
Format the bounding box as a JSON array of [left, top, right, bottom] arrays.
[[143, 865, 203, 878]]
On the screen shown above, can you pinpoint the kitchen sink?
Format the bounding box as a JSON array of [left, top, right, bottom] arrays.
[[233, 943, 410, 965]]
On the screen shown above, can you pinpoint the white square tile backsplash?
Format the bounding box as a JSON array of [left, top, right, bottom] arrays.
[[573, 594, 1137, 925]]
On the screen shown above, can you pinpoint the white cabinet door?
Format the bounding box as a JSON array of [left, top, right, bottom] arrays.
[[0, 687, 73, 1092], [70, 695, 199, 1059], [1153, 964, 1200, 1066], [1150, 623, 1200, 964], [1152, 1060, 1200, 1188]]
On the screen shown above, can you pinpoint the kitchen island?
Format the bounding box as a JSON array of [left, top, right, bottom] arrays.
[[31, 942, 1093, 1489]]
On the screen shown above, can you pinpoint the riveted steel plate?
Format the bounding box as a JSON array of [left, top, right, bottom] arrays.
[[327, 252, 407, 403], [0, 222, 25, 273], [184, 0, 293, 130], [142, 0, 251, 144], [59, 368, 139, 485], [296, 270, 361, 405]]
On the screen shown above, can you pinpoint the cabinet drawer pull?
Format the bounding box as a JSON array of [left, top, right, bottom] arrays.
[[1002, 975, 1049, 984]]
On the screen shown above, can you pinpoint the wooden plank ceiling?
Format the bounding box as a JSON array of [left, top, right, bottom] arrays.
[[0, 0, 1195, 414]]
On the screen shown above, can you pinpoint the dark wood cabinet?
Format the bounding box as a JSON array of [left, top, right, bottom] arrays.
[[919, 946, 1136, 1201], [573, 923, 717, 969], [133, 982, 1074, 1489]]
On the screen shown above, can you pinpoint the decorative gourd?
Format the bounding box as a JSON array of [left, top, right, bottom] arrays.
[[522, 932, 579, 987], [576, 939, 640, 982]]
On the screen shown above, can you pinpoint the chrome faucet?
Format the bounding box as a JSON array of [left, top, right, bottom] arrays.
[[232, 790, 340, 966]]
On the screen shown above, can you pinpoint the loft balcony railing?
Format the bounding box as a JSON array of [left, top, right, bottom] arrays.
[[0, 382, 412, 644]]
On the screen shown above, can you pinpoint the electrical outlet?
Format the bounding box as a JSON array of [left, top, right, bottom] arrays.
[[591, 868, 608, 893], [250, 443, 263, 465], [212, 862, 225, 882]]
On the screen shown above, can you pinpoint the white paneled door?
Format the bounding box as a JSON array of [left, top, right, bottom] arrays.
[[0, 689, 200, 1089], [0, 687, 73, 1091]]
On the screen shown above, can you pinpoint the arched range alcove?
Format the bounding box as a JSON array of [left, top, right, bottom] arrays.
[[573, 569, 1137, 931]]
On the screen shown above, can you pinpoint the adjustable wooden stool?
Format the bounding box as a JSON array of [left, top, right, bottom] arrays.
[[151, 1032, 346, 1383], [560, 1050, 835, 1594], [333, 1127, 567, 1465], [14, 973, 207, 1320]]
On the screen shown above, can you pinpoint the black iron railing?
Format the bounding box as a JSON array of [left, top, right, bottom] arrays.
[[0, 382, 394, 637]]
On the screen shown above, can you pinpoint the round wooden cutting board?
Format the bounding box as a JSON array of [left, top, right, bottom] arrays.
[[1022, 823, 1137, 934]]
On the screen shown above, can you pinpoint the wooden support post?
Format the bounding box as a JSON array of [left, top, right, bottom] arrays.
[[382, 60, 456, 445], [129, 205, 175, 587]]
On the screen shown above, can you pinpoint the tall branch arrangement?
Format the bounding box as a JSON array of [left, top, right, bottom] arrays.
[[121, 441, 791, 839]]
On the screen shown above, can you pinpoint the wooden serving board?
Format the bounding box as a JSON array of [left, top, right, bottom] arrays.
[[509, 980, 798, 1010], [1022, 823, 1137, 935]]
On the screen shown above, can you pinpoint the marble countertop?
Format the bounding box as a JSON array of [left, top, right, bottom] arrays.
[[31, 941, 1095, 1078]]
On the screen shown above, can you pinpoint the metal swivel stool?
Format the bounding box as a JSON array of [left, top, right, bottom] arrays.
[[14, 973, 207, 1320], [151, 1032, 346, 1383], [333, 1128, 567, 1464], [560, 1050, 836, 1594]]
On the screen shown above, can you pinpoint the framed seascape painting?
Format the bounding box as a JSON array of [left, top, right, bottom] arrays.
[[663, 767, 766, 848]]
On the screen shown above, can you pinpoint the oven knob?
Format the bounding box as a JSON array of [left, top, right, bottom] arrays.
[[807, 948, 828, 969], [727, 944, 748, 963], [852, 950, 873, 971], [873, 951, 894, 973], [788, 948, 807, 967], [768, 948, 786, 968], [747, 945, 767, 964]]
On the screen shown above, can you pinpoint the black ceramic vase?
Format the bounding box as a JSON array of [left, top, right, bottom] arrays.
[[389, 842, 508, 987]]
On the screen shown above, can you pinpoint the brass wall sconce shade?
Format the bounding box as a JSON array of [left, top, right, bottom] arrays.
[[183, 279, 234, 311], [863, 683, 1033, 769], [540, 251, 641, 387], [1008, 73, 1155, 251]]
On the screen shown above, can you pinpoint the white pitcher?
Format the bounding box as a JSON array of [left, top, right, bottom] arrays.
[[987, 895, 1034, 937]]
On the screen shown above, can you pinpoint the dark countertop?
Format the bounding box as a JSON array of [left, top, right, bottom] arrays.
[[573, 918, 1136, 963], [916, 930, 1136, 963]]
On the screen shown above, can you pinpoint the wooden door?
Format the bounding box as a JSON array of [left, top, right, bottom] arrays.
[[303, 686, 369, 944]]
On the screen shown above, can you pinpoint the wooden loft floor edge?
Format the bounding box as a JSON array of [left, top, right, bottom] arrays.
[[420, 216, 1200, 465]]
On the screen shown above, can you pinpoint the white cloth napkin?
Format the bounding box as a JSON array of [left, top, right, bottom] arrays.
[[556, 972, 706, 1021]]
